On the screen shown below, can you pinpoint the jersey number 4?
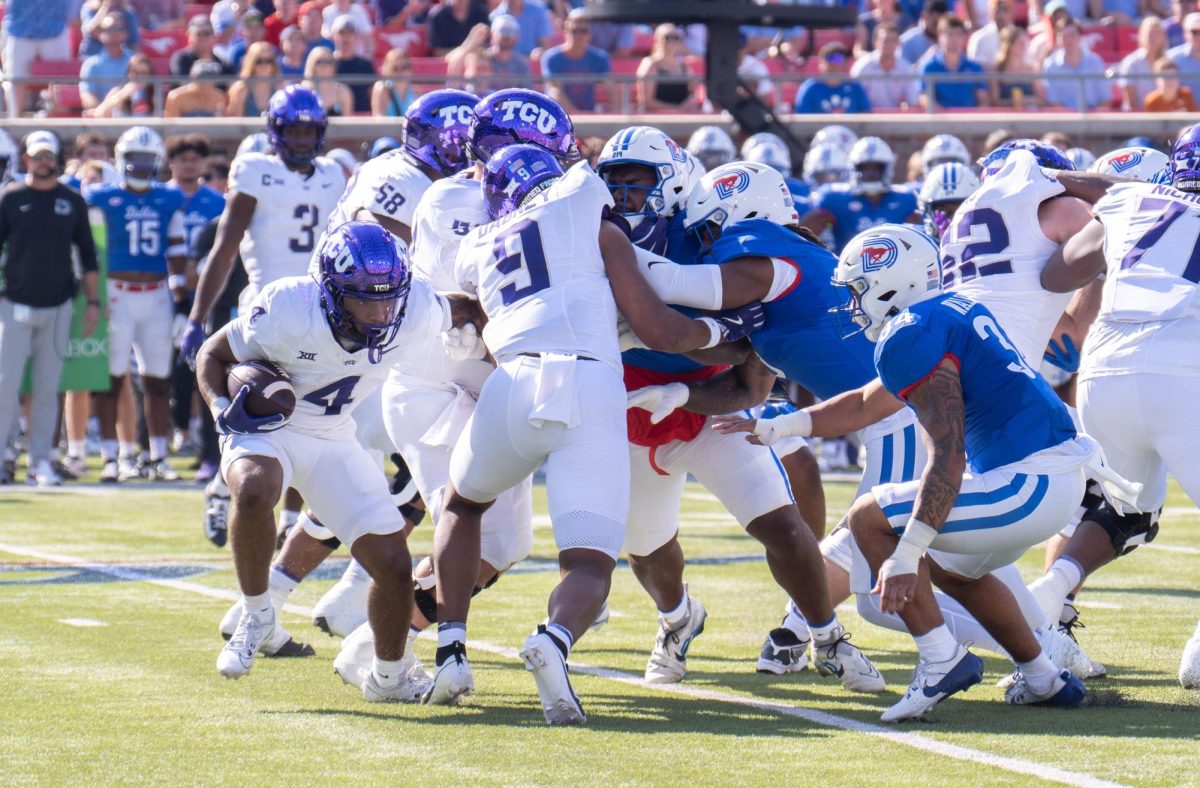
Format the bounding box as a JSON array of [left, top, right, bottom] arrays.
[[492, 219, 550, 307], [289, 204, 319, 253], [302, 375, 360, 415]]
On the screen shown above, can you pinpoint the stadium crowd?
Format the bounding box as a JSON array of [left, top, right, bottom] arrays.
[[0, 0, 1197, 116]]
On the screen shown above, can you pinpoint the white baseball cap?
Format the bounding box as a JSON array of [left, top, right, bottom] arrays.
[[25, 130, 61, 157]]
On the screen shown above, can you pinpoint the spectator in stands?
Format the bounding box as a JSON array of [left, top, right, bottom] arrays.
[[228, 9, 269, 71], [172, 15, 232, 77], [322, 0, 374, 42], [89, 52, 156, 117], [855, 0, 903, 57], [794, 42, 872, 113], [1028, 0, 1092, 22], [128, 0, 184, 30], [278, 25, 309, 77], [165, 59, 228, 116], [489, 0, 554, 56], [227, 41, 281, 115], [1145, 56, 1199, 108], [991, 26, 1046, 107], [852, 22, 920, 109], [967, 0, 1013, 68], [900, 0, 946, 65], [591, 22, 636, 58], [447, 18, 534, 92], [1028, 0, 1072, 68], [1098, 0, 1139, 25], [541, 9, 612, 112], [919, 16, 989, 108], [1169, 11, 1200, 96], [80, 13, 135, 112], [211, 6, 242, 65], [1119, 17, 1169, 110], [3, 0, 74, 115], [331, 16, 376, 113], [265, 0, 300, 47], [372, 47, 415, 115], [736, 32, 775, 105], [461, 49, 494, 94], [1042, 18, 1109, 109], [378, 0, 433, 29], [428, 0, 490, 56], [303, 45, 354, 115], [637, 23, 701, 112], [1166, 0, 1197, 48], [298, 1, 335, 54], [79, 0, 140, 58], [64, 133, 112, 186]]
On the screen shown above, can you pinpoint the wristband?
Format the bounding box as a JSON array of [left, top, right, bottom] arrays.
[[889, 518, 939, 576], [775, 409, 813, 438], [168, 274, 188, 290], [697, 317, 722, 349], [210, 396, 231, 420]]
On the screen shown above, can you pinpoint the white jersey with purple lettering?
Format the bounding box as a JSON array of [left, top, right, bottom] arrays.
[[940, 149, 1071, 365], [453, 161, 620, 371], [325, 149, 432, 235], [409, 170, 489, 293], [228, 152, 347, 294]]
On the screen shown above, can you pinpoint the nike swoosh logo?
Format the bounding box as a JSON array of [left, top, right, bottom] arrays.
[[725, 317, 743, 326], [647, 260, 667, 267]]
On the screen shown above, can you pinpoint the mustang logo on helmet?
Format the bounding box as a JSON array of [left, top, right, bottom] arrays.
[[1109, 151, 1142, 172], [713, 170, 750, 199], [860, 238, 899, 272]]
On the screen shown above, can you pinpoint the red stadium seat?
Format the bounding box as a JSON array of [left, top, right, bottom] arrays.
[[141, 29, 188, 57], [611, 57, 641, 76], [49, 84, 83, 117], [376, 27, 428, 57], [30, 58, 82, 77], [183, 3, 211, 19], [409, 56, 448, 80]]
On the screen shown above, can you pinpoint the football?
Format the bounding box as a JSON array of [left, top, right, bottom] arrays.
[[226, 360, 296, 419]]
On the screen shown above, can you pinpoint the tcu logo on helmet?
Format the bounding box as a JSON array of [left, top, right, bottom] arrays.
[[860, 237, 899, 272], [438, 105, 473, 127], [712, 170, 750, 199], [497, 100, 558, 134], [1108, 151, 1142, 172]]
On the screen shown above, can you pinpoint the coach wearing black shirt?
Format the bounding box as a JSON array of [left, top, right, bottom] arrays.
[[0, 131, 100, 486]]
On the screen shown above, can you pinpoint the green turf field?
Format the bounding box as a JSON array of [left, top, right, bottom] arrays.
[[1, 476, 1197, 786]]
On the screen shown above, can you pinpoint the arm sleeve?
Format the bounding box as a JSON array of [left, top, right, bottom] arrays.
[[875, 318, 952, 401], [635, 246, 724, 309], [73, 193, 99, 273]]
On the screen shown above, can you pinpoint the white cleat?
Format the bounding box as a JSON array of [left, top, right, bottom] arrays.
[[881, 646, 984, 722], [422, 642, 474, 706], [813, 632, 886, 693], [1037, 626, 1092, 680], [520, 628, 586, 726], [589, 601, 611, 632], [362, 651, 433, 703], [757, 628, 810, 674], [219, 599, 244, 640], [645, 596, 707, 684], [1180, 620, 1200, 689], [217, 611, 274, 679], [312, 561, 371, 637], [1004, 669, 1086, 707]]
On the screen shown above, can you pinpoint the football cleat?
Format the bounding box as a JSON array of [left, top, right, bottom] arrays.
[[312, 561, 371, 637], [363, 668, 431, 703], [99, 459, 119, 484], [1004, 669, 1086, 707], [814, 631, 886, 692], [204, 495, 230, 548], [422, 641, 474, 706], [1179, 620, 1200, 689], [881, 646, 984, 722], [590, 601, 611, 632], [520, 628, 586, 726], [145, 457, 179, 482], [217, 610, 275, 679], [645, 595, 707, 684], [27, 459, 62, 488], [117, 456, 141, 481], [757, 627, 810, 675], [62, 455, 87, 479], [1058, 605, 1107, 678]]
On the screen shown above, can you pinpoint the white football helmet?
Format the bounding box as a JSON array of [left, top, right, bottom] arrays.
[[849, 136, 895, 196], [803, 142, 850, 185], [1089, 146, 1171, 184], [921, 133, 970, 177], [1066, 147, 1097, 171], [685, 161, 800, 246], [919, 162, 981, 240], [812, 124, 858, 152], [115, 125, 165, 189], [687, 125, 736, 172], [0, 129, 16, 182], [596, 125, 691, 228], [741, 132, 792, 175], [834, 223, 942, 341], [237, 132, 271, 158], [679, 148, 706, 200]]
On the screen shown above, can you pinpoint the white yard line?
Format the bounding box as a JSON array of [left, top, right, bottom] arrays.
[[0, 539, 1129, 788], [1143, 543, 1200, 555]]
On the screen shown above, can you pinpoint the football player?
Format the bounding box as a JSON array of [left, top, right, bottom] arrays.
[[741, 131, 810, 207], [686, 125, 736, 172], [919, 133, 971, 178], [918, 161, 980, 241]]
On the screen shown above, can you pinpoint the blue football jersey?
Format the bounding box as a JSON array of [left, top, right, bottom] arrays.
[[814, 185, 918, 253], [179, 184, 226, 259], [705, 219, 878, 399], [87, 183, 185, 275], [875, 292, 1076, 473]]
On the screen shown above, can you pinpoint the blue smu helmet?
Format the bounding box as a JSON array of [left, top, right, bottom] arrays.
[[1172, 123, 1200, 192], [402, 88, 478, 176], [978, 138, 1074, 182], [266, 85, 328, 167], [316, 221, 411, 363], [467, 88, 577, 164], [482, 144, 564, 220], [368, 136, 401, 160]]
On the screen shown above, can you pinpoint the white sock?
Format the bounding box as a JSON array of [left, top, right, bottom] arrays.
[[782, 599, 811, 641], [244, 591, 273, 621], [68, 440, 85, 459], [372, 656, 405, 687], [1029, 558, 1084, 622], [279, 509, 300, 529], [914, 625, 959, 663], [660, 590, 690, 627], [546, 622, 574, 658], [809, 614, 842, 646], [934, 591, 1008, 657], [101, 440, 118, 462], [343, 558, 370, 583], [438, 622, 466, 648], [1018, 649, 1060, 693], [268, 565, 299, 604], [149, 436, 168, 461], [118, 441, 136, 459], [410, 625, 424, 637]]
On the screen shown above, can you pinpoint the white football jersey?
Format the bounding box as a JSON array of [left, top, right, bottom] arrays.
[[1081, 181, 1200, 379], [384, 276, 493, 395], [229, 153, 347, 291], [454, 162, 620, 372], [941, 150, 1071, 364], [409, 171, 489, 293], [326, 149, 432, 235], [227, 276, 430, 439]]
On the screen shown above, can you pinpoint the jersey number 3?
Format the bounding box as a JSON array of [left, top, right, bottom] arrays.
[[492, 219, 550, 307], [289, 204, 319, 253]]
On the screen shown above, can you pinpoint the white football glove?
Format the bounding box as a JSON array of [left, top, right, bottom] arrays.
[[750, 409, 812, 446], [617, 316, 647, 351], [442, 323, 487, 361], [626, 382, 689, 424]]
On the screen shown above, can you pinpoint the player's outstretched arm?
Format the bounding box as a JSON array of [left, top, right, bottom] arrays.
[[188, 192, 257, 326], [628, 351, 775, 424], [1050, 170, 1133, 204], [711, 378, 903, 444], [1041, 217, 1106, 293], [637, 246, 778, 310]]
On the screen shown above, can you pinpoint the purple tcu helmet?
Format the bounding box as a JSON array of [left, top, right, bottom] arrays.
[[1172, 122, 1200, 192], [978, 138, 1074, 181], [403, 88, 478, 176], [482, 144, 564, 220], [317, 221, 412, 362], [266, 85, 328, 167], [468, 88, 577, 164]]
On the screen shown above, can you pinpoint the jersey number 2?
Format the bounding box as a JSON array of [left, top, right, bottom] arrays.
[[941, 208, 1012, 287], [492, 219, 550, 307], [289, 204, 319, 253], [302, 375, 360, 415]]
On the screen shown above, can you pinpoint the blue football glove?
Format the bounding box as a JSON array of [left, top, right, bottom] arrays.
[[1043, 333, 1080, 373], [629, 215, 669, 256], [181, 320, 207, 370], [213, 385, 288, 436], [713, 301, 767, 343]]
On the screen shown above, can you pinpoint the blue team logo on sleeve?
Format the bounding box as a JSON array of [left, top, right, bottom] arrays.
[[860, 237, 899, 272], [713, 170, 751, 199]]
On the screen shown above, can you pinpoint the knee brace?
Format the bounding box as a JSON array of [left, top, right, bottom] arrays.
[[399, 499, 426, 527], [1083, 497, 1161, 556], [299, 510, 341, 550], [413, 571, 438, 623]]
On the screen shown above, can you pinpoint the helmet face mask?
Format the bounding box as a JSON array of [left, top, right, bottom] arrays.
[[115, 126, 165, 190], [317, 222, 411, 362], [267, 85, 328, 168], [1172, 124, 1200, 192], [919, 162, 980, 240], [597, 126, 690, 230], [833, 224, 942, 342]]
